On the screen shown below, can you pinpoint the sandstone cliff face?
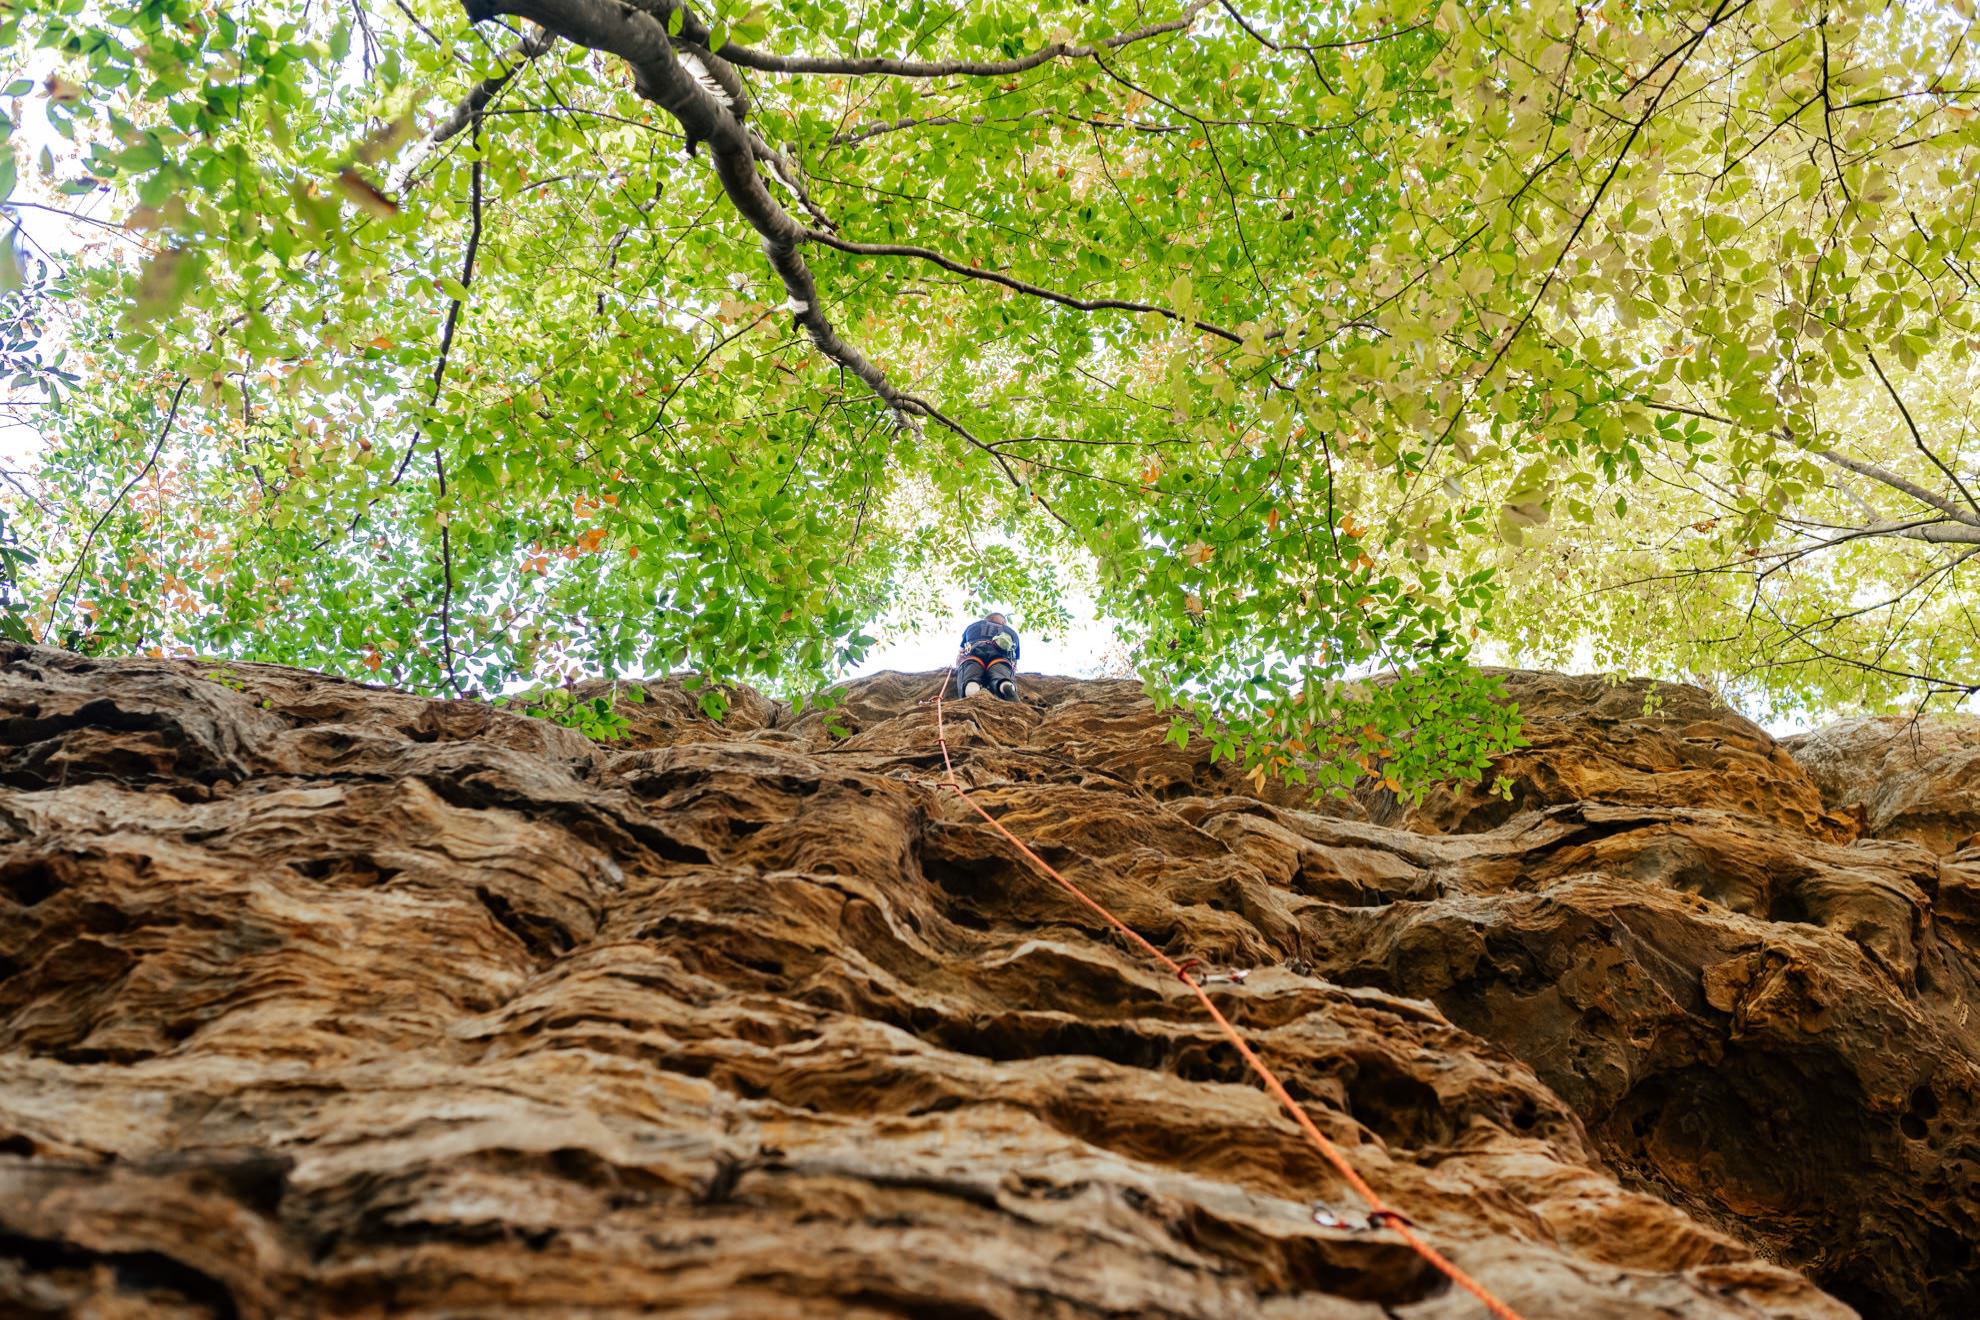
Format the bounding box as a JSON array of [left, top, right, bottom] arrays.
[[3, 643, 1976, 1319], [1784, 717, 1980, 857]]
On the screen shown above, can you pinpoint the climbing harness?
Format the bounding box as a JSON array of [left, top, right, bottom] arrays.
[[927, 673, 1528, 1320]]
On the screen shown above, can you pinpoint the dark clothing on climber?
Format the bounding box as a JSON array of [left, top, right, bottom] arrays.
[[956, 617, 1021, 701]]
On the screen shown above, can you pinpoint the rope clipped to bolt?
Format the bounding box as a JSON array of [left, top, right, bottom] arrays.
[[928, 672, 1527, 1320]]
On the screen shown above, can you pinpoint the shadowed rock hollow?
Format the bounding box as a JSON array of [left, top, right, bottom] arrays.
[[3, 643, 1977, 1318]]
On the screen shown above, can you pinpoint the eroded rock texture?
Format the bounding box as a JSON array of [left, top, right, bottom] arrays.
[[3, 644, 1976, 1318], [1785, 717, 1980, 857]]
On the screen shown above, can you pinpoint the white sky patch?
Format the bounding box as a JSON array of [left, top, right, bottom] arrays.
[[3, 48, 104, 468], [851, 610, 1128, 680]]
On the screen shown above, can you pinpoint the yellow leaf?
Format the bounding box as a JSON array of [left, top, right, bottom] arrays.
[[353, 111, 418, 166]]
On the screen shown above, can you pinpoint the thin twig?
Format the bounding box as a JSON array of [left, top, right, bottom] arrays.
[[806, 229, 1244, 343], [390, 125, 488, 489], [709, 0, 1213, 78], [41, 378, 190, 643], [435, 449, 462, 694], [1866, 349, 1980, 518]]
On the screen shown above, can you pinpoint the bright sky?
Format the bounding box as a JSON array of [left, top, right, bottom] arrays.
[[851, 610, 1126, 680], [2, 49, 89, 468]]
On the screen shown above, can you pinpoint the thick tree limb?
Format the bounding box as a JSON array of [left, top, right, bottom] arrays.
[[466, 0, 921, 424], [433, 27, 556, 143], [1815, 446, 1980, 526], [466, 0, 1210, 509], [1841, 519, 1980, 545]]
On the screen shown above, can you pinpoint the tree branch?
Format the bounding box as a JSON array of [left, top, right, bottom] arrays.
[[1860, 520, 1980, 545], [432, 26, 556, 143], [1865, 349, 1980, 518], [41, 378, 190, 644], [1815, 446, 1980, 526], [1817, 17, 1852, 204], [391, 126, 487, 487], [434, 449, 462, 695], [1425, 1, 1732, 462], [803, 230, 1244, 343], [1215, 3, 1431, 56], [467, 0, 925, 425], [1085, 47, 1266, 291], [1631, 394, 1980, 527], [659, 0, 1214, 79], [830, 108, 1190, 146], [902, 397, 1079, 532]]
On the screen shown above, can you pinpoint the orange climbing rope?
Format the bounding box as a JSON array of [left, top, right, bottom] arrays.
[[930, 676, 1527, 1320]]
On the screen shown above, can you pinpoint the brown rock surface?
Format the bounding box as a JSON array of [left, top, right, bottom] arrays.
[[1364, 672, 1851, 843], [2, 643, 1975, 1317], [1784, 716, 1980, 855]]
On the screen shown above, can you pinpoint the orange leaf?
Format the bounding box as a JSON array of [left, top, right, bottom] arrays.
[[334, 168, 399, 217]]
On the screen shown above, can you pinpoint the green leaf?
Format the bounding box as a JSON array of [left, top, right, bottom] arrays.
[[15, 0, 1973, 797]]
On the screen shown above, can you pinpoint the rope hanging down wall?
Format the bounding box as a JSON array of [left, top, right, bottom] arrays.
[[927, 678, 1528, 1320]]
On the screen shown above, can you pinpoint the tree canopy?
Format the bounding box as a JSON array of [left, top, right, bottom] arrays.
[[3, 0, 1978, 795]]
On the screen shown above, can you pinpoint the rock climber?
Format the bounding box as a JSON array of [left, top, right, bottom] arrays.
[[955, 612, 1021, 701]]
